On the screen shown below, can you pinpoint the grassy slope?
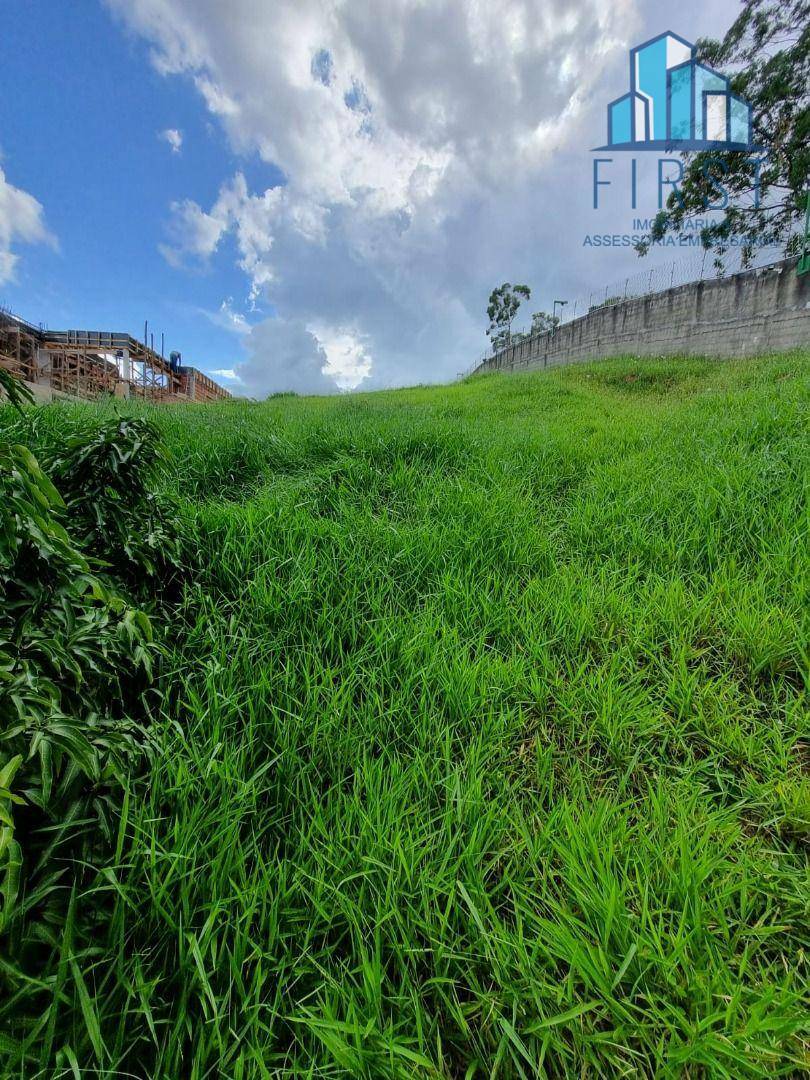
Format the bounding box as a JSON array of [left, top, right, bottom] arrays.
[[8, 354, 810, 1076]]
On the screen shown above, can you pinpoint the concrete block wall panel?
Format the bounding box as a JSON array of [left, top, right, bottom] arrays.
[[476, 259, 810, 375]]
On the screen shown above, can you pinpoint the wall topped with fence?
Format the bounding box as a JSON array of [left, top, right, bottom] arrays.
[[555, 246, 784, 328], [471, 256, 809, 378]]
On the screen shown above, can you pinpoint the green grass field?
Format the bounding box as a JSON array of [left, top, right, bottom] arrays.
[[2, 353, 809, 1077]]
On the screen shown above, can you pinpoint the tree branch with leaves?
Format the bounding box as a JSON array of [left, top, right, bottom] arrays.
[[637, 0, 809, 266]]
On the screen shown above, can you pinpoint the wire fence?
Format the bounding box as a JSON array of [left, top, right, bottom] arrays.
[[462, 244, 786, 377], [556, 245, 784, 327]]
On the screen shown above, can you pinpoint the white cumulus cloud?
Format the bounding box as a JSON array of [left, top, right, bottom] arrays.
[[159, 127, 184, 153], [315, 327, 373, 390], [235, 318, 335, 397], [106, 0, 740, 396], [0, 165, 55, 285], [206, 298, 253, 337]]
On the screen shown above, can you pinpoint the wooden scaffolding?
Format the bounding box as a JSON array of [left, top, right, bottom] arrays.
[[0, 311, 40, 383], [0, 311, 231, 403]]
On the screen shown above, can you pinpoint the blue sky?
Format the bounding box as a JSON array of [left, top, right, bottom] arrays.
[[1, 0, 282, 374], [1, 0, 739, 395]]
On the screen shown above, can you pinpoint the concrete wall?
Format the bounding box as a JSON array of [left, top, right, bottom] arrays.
[[477, 258, 810, 376]]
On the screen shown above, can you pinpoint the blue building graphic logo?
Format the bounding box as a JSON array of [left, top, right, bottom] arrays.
[[598, 31, 755, 151]]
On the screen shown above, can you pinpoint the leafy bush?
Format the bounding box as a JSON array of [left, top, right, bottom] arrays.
[[0, 372, 178, 1057], [47, 415, 184, 585]]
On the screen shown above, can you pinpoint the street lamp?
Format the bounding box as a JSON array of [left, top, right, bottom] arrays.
[[553, 299, 568, 329]]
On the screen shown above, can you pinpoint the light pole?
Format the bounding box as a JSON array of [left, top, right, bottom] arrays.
[[553, 299, 568, 329]]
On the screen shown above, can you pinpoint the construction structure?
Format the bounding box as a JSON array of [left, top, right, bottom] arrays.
[[0, 309, 231, 403]]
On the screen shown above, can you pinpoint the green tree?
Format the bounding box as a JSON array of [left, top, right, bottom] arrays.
[[487, 283, 531, 350], [637, 0, 809, 265], [531, 311, 560, 334]]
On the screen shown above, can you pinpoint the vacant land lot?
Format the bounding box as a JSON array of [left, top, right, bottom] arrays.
[[2, 353, 808, 1076]]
